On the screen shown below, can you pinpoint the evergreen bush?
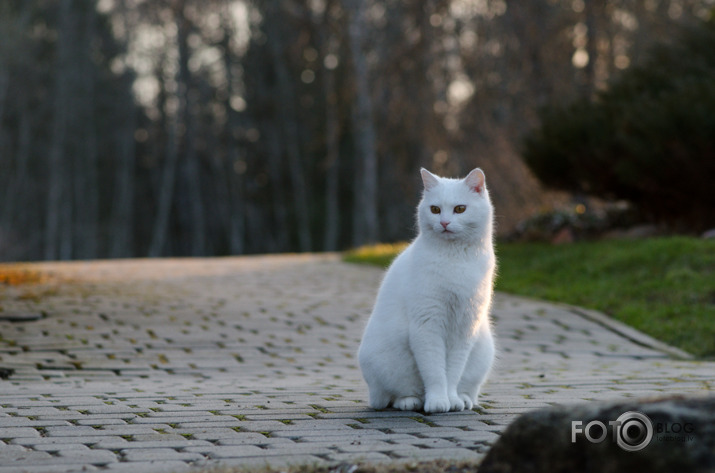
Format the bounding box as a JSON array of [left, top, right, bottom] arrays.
[[522, 19, 715, 231]]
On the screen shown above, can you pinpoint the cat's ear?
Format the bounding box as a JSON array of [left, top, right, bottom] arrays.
[[420, 168, 440, 191], [465, 168, 486, 194]]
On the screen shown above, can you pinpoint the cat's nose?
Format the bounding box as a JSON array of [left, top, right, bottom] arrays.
[[441, 221, 450, 229]]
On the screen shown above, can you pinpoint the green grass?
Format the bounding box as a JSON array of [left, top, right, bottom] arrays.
[[345, 237, 715, 358], [343, 242, 410, 268]]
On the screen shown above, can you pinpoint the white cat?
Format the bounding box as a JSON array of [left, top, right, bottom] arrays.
[[358, 167, 496, 414]]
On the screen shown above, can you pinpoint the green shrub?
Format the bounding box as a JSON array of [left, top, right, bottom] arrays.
[[522, 19, 715, 231]]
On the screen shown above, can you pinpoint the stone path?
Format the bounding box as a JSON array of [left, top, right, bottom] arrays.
[[0, 254, 712, 473]]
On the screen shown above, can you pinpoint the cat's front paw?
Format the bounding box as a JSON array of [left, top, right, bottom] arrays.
[[458, 393, 474, 411], [393, 396, 423, 411], [424, 395, 450, 414], [449, 393, 465, 412]]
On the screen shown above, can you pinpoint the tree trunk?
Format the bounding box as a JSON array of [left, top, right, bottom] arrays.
[[0, 67, 11, 222], [266, 15, 312, 252], [264, 123, 289, 252], [148, 54, 179, 257], [221, 16, 245, 255], [76, 4, 99, 259], [1, 92, 33, 259], [582, 0, 598, 99], [345, 0, 378, 247], [110, 94, 136, 258], [109, 0, 136, 259], [175, 1, 205, 256], [45, 0, 75, 260], [321, 4, 341, 251]]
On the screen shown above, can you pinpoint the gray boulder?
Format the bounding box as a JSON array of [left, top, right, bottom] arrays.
[[479, 396, 715, 473]]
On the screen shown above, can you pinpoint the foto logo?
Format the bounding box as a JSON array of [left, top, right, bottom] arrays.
[[571, 411, 653, 452]]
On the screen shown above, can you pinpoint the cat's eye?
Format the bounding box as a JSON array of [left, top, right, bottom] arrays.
[[430, 206, 441, 214], [454, 205, 466, 214]]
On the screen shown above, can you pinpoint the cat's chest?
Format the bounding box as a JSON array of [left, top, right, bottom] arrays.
[[409, 267, 481, 332], [412, 259, 482, 303], [423, 253, 487, 284]]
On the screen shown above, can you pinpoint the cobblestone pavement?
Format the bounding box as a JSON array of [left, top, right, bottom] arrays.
[[0, 254, 713, 472]]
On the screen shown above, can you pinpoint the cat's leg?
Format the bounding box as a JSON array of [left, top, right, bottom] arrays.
[[360, 354, 393, 409], [409, 326, 450, 414], [444, 342, 474, 411], [457, 326, 495, 410], [367, 387, 391, 410], [359, 329, 423, 411]]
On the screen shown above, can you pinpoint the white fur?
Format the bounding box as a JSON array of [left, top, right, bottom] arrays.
[[358, 168, 496, 413]]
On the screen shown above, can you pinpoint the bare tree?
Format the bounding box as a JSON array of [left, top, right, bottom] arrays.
[[320, 0, 341, 251], [220, 12, 246, 255], [264, 5, 313, 252], [0, 1, 32, 251], [2, 0, 711, 261], [344, 0, 378, 246], [45, 0, 76, 260], [109, 1, 137, 258], [76, 3, 100, 259], [149, 52, 180, 257], [175, 1, 206, 256]]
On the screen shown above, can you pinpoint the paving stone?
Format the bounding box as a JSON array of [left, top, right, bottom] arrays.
[[0, 254, 713, 471], [0, 427, 42, 438], [32, 443, 95, 452], [96, 438, 213, 450], [101, 460, 193, 472], [55, 448, 117, 463], [182, 444, 270, 458], [75, 418, 130, 426], [449, 431, 503, 444], [348, 452, 411, 463], [333, 439, 400, 453], [0, 418, 70, 428], [213, 434, 302, 446], [0, 444, 54, 463], [214, 454, 332, 468], [120, 448, 205, 462], [393, 447, 483, 461], [0, 465, 100, 473], [269, 428, 391, 439], [10, 436, 130, 447]]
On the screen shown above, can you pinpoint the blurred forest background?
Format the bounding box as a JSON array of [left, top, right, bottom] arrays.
[[0, 0, 713, 261]]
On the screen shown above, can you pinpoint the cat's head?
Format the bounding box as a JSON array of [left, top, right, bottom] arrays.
[[417, 168, 493, 244]]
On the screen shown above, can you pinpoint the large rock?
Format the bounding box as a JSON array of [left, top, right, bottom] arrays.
[[479, 396, 715, 473]]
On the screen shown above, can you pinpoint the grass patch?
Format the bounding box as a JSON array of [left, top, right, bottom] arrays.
[[344, 237, 715, 358], [0, 267, 49, 286], [343, 242, 409, 268]]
